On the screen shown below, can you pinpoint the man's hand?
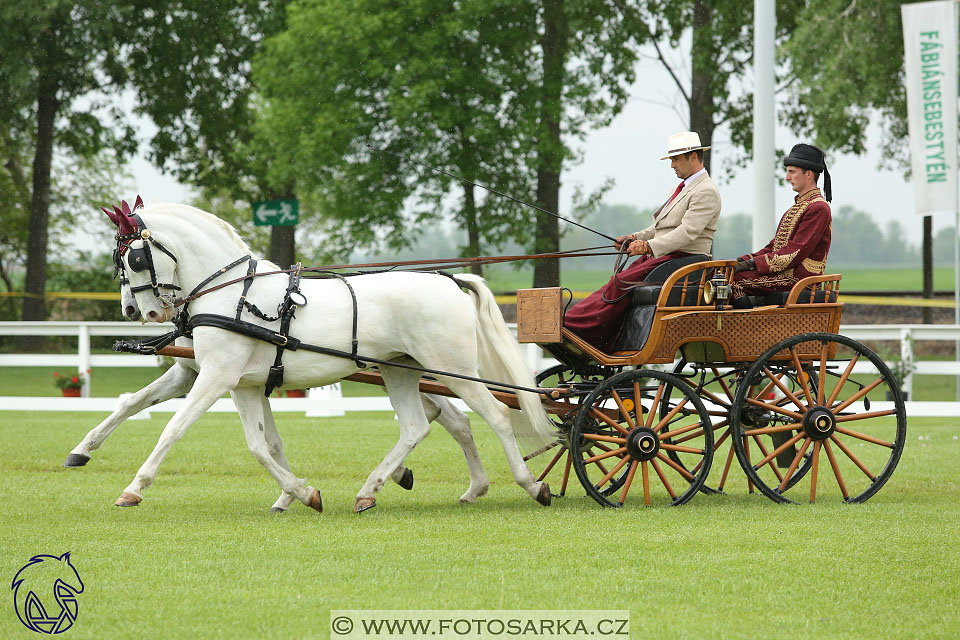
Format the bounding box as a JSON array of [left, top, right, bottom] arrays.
[[626, 239, 651, 257], [613, 233, 636, 251], [733, 257, 756, 274]]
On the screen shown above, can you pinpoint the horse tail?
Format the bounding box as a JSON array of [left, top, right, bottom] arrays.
[[453, 274, 557, 451]]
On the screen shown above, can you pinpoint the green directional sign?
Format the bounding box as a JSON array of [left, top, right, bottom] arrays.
[[252, 199, 299, 226]]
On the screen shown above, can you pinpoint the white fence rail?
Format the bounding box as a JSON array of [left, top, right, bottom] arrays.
[[1, 321, 958, 415]]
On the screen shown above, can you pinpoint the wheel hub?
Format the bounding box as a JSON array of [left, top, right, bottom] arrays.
[[626, 427, 660, 461], [803, 406, 836, 441]]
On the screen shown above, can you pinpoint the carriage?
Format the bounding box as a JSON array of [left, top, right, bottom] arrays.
[[91, 201, 906, 511]]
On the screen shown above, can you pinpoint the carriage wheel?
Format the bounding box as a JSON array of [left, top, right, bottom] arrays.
[[731, 333, 907, 504], [571, 369, 713, 508], [525, 364, 626, 497], [661, 361, 812, 495]]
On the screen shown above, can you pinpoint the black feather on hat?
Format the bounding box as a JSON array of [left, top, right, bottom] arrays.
[[783, 143, 831, 202]]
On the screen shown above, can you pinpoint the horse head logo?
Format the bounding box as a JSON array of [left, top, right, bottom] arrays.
[[12, 552, 84, 634]]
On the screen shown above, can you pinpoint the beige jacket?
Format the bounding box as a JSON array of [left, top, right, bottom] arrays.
[[635, 172, 722, 257]]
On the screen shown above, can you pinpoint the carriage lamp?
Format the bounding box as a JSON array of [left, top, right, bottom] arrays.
[[712, 272, 730, 309]]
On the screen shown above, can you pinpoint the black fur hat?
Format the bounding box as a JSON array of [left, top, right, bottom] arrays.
[[784, 143, 831, 201]]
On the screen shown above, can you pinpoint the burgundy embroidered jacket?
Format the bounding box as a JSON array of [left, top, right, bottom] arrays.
[[731, 188, 832, 297]]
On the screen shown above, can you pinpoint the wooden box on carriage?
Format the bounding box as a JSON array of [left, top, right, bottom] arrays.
[[516, 287, 563, 343]]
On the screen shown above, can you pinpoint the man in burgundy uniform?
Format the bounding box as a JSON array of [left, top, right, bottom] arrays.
[[564, 131, 722, 351], [731, 143, 832, 306]]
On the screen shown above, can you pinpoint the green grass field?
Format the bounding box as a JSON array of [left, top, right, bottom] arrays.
[[481, 266, 958, 293], [1, 409, 957, 639]]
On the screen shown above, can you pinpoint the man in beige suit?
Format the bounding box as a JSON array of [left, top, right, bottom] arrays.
[[564, 131, 722, 351]]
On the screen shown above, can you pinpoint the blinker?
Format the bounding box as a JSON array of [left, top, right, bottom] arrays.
[[128, 247, 149, 272]]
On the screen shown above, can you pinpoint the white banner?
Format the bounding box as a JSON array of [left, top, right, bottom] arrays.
[[902, 0, 959, 216]]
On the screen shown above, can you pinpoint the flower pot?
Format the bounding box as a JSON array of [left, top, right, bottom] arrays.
[[285, 389, 307, 398], [61, 387, 82, 397]]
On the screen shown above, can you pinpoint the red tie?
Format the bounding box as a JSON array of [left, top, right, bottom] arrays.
[[668, 180, 685, 204]]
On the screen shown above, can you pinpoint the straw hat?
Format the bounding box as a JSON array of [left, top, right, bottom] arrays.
[[660, 131, 711, 160]]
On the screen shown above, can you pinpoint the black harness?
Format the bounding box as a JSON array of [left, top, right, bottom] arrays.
[[114, 217, 554, 399]]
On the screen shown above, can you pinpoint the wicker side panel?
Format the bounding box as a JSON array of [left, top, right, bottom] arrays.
[[653, 310, 837, 362]]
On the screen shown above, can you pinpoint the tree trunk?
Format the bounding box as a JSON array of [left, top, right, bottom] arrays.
[[923, 216, 933, 324], [463, 183, 482, 276], [268, 190, 296, 267], [533, 0, 568, 289], [21, 75, 59, 330], [689, 0, 715, 174]]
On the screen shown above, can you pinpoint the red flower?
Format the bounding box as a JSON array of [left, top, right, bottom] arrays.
[[71, 376, 79, 384], [54, 372, 60, 377]]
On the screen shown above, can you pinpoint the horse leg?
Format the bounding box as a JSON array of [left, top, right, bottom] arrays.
[[355, 367, 432, 513], [441, 378, 550, 506], [421, 394, 489, 503], [114, 369, 235, 507], [64, 363, 198, 467], [257, 395, 300, 513], [231, 387, 322, 512]]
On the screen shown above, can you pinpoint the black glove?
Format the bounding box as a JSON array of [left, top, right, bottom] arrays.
[[733, 258, 756, 274]]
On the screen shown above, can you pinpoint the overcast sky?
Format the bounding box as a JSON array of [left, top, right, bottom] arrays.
[[120, 41, 956, 247]]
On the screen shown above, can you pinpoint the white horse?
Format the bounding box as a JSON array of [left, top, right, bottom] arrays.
[[64, 282, 489, 513], [91, 203, 554, 512]]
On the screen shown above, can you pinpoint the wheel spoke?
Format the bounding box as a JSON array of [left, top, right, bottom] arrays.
[[610, 389, 636, 429], [634, 381, 644, 427], [817, 342, 829, 405], [656, 452, 695, 482], [582, 433, 626, 445], [753, 431, 805, 470], [537, 447, 566, 481], [660, 443, 704, 454], [594, 455, 630, 490], [618, 460, 640, 506], [584, 446, 627, 464], [742, 422, 803, 437], [834, 426, 894, 448], [826, 353, 860, 407], [823, 440, 849, 500], [659, 420, 708, 441], [590, 407, 631, 436], [809, 440, 821, 503], [560, 452, 572, 495], [830, 434, 876, 480], [718, 439, 736, 491], [712, 367, 735, 402], [763, 366, 807, 412], [641, 461, 651, 506], [693, 427, 732, 474], [644, 383, 665, 429], [745, 397, 804, 421], [789, 347, 815, 406], [698, 387, 732, 409], [777, 437, 812, 493], [835, 409, 897, 422], [751, 435, 784, 483], [652, 397, 690, 433], [832, 377, 885, 413], [651, 458, 676, 499]]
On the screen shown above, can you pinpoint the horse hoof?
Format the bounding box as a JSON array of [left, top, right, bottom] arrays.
[[270, 507, 287, 513], [398, 468, 414, 491], [535, 483, 552, 507], [307, 487, 323, 513], [354, 497, 376, 513], [115, 492, 142, 507], [63, 453, 90, 467]]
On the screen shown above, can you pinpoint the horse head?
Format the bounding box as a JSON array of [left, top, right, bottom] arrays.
[[12, 552, 84, 633]]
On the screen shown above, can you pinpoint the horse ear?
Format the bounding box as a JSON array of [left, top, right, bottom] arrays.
[[59, 552, 71, 562], [120, 199, 132, 215], [134, 195, 144, 210], [101, 206, 120, 226]]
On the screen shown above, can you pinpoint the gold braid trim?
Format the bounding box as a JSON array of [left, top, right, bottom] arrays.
[[772, 189, 825, 251], [801, 257, 826, 274], [765, 250, 799, 273], [731, 271, 798, 299]]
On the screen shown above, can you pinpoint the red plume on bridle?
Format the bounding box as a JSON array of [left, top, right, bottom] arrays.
[[102, 195, 144, 255]]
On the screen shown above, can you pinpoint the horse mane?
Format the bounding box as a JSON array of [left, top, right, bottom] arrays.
[[143, 203, 256, 256]]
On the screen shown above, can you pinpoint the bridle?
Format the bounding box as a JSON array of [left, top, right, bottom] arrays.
[[113, 217, 182, 308]]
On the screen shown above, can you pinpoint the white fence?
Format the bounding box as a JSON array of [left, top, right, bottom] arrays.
[[1, 321, 958, 416]]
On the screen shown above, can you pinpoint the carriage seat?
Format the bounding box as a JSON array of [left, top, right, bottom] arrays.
[[613, 254, 711, 351]]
